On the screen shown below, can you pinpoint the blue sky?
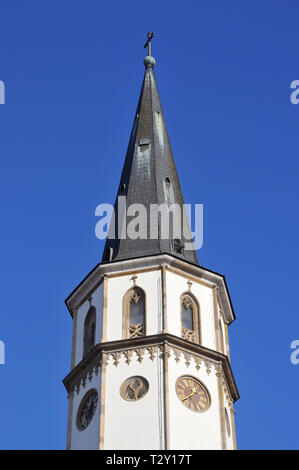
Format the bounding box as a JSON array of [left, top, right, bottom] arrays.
[[0, 0, 298, 449]]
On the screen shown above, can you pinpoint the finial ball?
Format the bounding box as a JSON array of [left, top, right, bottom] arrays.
[[144, 55, 156, 68]]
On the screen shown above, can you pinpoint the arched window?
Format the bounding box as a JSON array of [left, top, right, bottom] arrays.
[[180, 293, 200, 343], [123, 286, 146, 339], [163, 177, 174, 206], [83, 306, 96, 358]]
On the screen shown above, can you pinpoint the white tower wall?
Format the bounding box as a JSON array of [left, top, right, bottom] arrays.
[[64, 257, 238, 451]]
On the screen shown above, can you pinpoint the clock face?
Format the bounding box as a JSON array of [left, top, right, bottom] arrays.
[[76, 389, 98, 431], [176, 376, 210, 412], [120, 376, 149, 402]]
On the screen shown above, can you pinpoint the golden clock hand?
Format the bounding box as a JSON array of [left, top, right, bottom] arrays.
[[182, 386, 197, 401], [182, 392, 194, 401]]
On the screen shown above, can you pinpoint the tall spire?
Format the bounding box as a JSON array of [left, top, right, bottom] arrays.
[[102, 43, 199, 265]]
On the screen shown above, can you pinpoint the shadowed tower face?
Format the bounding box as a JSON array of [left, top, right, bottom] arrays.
[[101, 51, 199, 265]]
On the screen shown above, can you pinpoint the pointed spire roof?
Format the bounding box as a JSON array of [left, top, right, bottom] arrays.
[[102, 51, 199, 266]]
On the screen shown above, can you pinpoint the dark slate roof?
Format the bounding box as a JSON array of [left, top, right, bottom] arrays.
[[101, 58, 199, 265]]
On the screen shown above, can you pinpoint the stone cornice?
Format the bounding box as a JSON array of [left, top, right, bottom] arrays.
[[65, 254, 235, 324], [63, 333, 239, 402]]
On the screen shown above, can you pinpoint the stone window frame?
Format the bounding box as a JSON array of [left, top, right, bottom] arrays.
[[180, 292, 201, 344], [83, 306, 96, 358], [163, 176, 174, 207], [122, 286, 146, 339]]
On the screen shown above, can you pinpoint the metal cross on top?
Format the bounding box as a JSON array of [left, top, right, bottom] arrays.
[[144, 32, 155, 56]]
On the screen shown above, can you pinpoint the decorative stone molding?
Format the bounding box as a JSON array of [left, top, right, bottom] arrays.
[[183, 352, 191, 367], [182, 295, 192, 309], [111, 352, 122, 367], [216, 371, 224, 380], [224, 382, 232, 403], [82, 374, 87, 388], [63, 333, 239, 402], [88, 369, 93, 382], [228, 398, 234, 410], [128, 289, 140, 304], [135, 347, 146, 363], [129, 323, 144, 338], [216, 367, 233, 404], [146, 346, 158, 361], [181, 327, 195, 343], [205, 360, 212, 376], [173, 348, 181, 363], [66, 352, 104, 395], [194, 356, 201, 371], [169, 346, 215, 375], [123, 350, 133, 365], [94, 362, 100, 376]]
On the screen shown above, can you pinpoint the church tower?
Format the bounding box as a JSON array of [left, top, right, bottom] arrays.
[[63, 39, 239, 450]]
